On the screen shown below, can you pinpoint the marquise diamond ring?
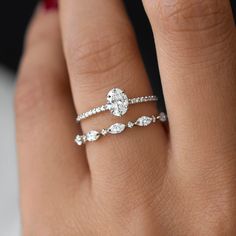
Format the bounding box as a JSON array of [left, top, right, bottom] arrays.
[[76, 88, 158, 122], [75, 112, 167, 146]]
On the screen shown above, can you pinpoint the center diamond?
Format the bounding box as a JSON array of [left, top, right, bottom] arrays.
[[107, 88, 129, 117]]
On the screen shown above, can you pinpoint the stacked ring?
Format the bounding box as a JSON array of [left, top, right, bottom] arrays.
[[75, 112, 167, 146], [76, 88, 158, 122], [75, 87, 167, 146]]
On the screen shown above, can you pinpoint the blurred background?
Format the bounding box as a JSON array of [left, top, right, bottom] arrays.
[[0, 1, 235, 235], [0, 2, 38, 235]]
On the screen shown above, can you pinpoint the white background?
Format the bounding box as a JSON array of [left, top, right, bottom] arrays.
[[0, 66, 20, 236]]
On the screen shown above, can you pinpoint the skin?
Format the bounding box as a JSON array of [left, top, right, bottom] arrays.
[[15, 0, 236, 235]]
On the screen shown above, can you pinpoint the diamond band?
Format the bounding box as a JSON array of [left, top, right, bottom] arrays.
[[76, 88, 158, 122], [75, 112, 167, 146]]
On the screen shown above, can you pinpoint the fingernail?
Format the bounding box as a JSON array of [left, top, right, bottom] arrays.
[[43, 0, 58, 11]]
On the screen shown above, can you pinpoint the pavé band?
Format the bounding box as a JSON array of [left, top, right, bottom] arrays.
[[76, 88, 158, 122], [75, 112, 167, 146]]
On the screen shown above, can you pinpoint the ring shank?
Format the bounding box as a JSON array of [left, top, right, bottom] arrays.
[[76, 95, 158, 122]]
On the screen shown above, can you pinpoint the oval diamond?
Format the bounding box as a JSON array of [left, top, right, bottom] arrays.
[[135, 116, 152, 126], [107, 88, 129, 117], [108, 123, 126, 134], [86, 131, 100, 142]]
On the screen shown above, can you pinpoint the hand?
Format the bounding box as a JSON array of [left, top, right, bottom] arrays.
[[15, 0, 236, 235]]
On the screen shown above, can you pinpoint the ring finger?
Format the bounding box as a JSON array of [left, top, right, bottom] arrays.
[[59, 0, 168, 183]]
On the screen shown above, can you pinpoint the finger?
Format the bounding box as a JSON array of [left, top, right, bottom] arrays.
[[15, 4, 88, 229], [143, 0, 236, 159], [59, 0, 167, 182]]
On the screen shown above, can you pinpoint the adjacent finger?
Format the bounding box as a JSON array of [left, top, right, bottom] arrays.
[[143, 0, 236, 160], [15, 5, 89, 230], [59, 0, 167, 182]]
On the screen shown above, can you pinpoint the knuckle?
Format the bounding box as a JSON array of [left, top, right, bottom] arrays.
[[156, 0, 230, 33], [25, 29, 51, 52], [24, 11, 59, 51], [15, 68, 44, 118], [25, 28, 59, 56], [67, 31, 136, 91], [15, 58, 65, 118], [149, 0, 235, 66]]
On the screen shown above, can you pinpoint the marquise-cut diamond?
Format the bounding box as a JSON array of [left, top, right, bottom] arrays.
[[107, 88, 129, 117], [108, 123, 126, 134], [135, 116, 152, 126], [86, 131, 100, 142]]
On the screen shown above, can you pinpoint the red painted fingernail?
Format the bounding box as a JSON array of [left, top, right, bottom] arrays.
[[43, 0, 58, 10]]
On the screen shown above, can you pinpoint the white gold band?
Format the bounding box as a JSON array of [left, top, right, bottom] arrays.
[[76, 88, 158, 122], [75, 112, 167, 146]]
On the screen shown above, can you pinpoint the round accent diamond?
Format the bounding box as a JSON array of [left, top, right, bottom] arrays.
[[101, 129, 108, 136], [159, 112, 167, 122], [127, 121, 134, 128], [107, 88, 129, 117], [75, 135, 83, 146]]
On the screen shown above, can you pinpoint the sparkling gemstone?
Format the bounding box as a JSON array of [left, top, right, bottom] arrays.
[[107, 88, 129, 117], [127, 121, 134, 128], [101, 129, 108, 136], [159, 112, 167, 122], [75, 135, 83, 145], [108, 123, 126, 134], [135, 116, 152, 126], [86, 131, 100, 142], [82, 135, 87, 142]]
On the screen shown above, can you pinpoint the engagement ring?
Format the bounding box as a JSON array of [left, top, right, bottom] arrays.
[[76, 88, 158, 122]]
